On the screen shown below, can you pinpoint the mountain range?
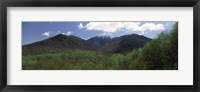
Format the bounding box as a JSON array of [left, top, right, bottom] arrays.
[[22, 34, 152, 55]]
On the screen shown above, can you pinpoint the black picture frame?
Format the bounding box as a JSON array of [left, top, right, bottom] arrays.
[[0, 0, 199, 92]]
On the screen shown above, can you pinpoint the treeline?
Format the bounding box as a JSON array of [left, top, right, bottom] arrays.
[[107, 23, 178, 70], [22, 23, 178, 70]]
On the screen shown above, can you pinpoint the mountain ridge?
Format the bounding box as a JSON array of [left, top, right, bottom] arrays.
[[23, 34, 152, 55], [87, 36, 112, 49], [100, 34, 152, 53], [22, 34, 95, 55]]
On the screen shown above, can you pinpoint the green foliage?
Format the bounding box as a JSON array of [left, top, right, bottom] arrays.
[[23, 50, 108, 70], [139, 23, 178, 70], [22, 23, 178, 70]]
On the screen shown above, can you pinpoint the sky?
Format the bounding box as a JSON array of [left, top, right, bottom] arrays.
[[22, 21, 176, 45]]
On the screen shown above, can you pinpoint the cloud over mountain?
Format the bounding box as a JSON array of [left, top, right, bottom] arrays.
[[78, 22, 166, 34], [42, 31, 51, 37], [66, 31, 72, 35]]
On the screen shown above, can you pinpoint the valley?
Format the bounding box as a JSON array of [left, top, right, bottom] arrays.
[[22, 23, 178, 70]]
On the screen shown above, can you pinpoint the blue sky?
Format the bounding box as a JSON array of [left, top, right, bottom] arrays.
[[22, 21, 176, 45]]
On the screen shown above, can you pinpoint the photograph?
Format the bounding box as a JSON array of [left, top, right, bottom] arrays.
[[22, 21, 178, 70]]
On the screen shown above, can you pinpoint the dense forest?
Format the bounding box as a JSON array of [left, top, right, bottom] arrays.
[[22, 23, 178, 70]]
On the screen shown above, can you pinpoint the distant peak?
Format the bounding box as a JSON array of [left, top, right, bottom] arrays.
[[130, 34, 137, 35], [126, 33, 144, 37], [97, 35, 111, 39], [56, 34, 66, 37], [54, 34, 71, 38], [50, 34, 68, 39]]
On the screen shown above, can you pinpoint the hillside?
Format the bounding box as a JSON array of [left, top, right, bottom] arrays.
[[23, 34, 152, 55], [22, 34, 95, 55], [100, 34, 152, 53], [87, 36, 111, 49]]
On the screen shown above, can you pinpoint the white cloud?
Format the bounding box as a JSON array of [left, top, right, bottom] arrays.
[[56, 30, 61, 34], [42, 31, 51, 37], [56, 31, 72, 36], [140, 23, 165, 31], [78, 23, 85, 29], [66, 31, 72, 36], [98, 32, 112, 36], [83, 22, 123, 32], [78, 22, 166, 34], [83, 37, 90, 40]]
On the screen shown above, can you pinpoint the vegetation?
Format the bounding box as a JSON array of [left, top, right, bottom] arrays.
[[22, 23, 178, 70]]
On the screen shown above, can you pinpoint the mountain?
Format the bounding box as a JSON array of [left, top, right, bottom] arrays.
[[87, 36, 111, 49], [22, 34, 152, 55], [100, 34, 152, 53], [22, 34, 94, 55]]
